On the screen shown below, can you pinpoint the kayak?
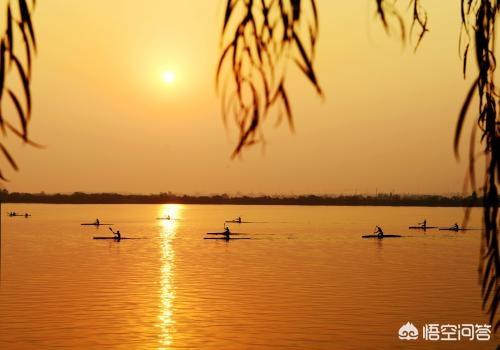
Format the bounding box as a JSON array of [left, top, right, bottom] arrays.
[[81, 223, 113, 226], [206, 232, 246, 235], [439, 228, 476, 231], [362, 234, 402, 238], [93, 237, 143, 240], [408, 226, 437, 229], [204, 237, 251, 240], [225, 220, 267, 224]]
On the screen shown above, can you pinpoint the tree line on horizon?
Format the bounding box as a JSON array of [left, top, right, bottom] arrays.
[[0, 190, 483, 206]]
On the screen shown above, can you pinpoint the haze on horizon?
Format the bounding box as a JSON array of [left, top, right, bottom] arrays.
[[1, 1, 484, 195]]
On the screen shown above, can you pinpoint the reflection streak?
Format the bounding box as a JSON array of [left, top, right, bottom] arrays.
[[158, 204, 181, 349]]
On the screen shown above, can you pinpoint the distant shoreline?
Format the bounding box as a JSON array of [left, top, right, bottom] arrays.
[[0, 191, 483, 207]]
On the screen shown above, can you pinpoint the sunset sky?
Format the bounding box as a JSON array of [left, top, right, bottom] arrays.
[[3, 0, 483, 195]]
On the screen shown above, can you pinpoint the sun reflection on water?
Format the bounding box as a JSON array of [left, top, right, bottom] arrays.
[[157, 204, 181, 349]]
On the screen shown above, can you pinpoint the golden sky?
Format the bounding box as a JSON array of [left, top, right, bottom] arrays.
[[3, 0, 484, 194]]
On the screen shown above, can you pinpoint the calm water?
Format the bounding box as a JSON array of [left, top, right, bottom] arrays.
[[0, 204, 495, 349]]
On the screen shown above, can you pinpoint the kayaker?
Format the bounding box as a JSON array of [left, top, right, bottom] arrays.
[[374, 226, 384, 238], [95, 218, 100, 225], [224, 225, 231, 239], [419, 219, 427, 228], [110, 228, 121, 240], [237, 216, 241, 223], [453, 223, 459, 230], [167, 215, 171, 220]]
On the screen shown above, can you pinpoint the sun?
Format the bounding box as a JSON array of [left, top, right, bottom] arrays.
[[162, 70, 176, 85]]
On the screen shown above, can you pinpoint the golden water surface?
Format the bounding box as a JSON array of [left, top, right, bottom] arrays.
[[0, 204, 495, 349]]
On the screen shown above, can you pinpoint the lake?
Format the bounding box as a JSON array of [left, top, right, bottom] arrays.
[[0, 204, 495, 349]]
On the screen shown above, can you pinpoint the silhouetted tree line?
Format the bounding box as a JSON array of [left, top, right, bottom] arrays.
[[0, 190, 483, 207]]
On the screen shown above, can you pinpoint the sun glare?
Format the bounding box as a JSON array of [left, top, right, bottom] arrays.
[[162, 71, 176, 85]]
